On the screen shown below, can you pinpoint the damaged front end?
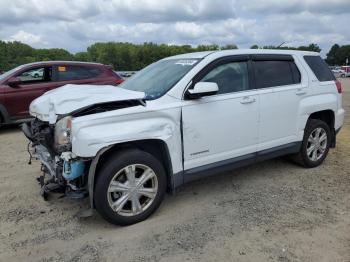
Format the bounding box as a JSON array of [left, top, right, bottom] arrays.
[[21, 84, 147, 209], [22, 118, 90, 200]]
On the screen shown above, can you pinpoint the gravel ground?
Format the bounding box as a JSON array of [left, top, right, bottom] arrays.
[[0, 79, 349, 262]]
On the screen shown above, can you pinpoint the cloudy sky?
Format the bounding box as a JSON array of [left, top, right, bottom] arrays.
[[0, 0, 349, 55]]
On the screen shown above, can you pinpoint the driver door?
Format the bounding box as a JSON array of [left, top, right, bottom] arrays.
[[182, 57, 259, 175]]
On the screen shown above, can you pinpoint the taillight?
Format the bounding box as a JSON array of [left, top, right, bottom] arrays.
[[335, 80, 342, 94]]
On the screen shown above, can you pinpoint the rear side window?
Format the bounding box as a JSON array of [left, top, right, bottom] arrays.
[[253, 60, 301, 89], [304, 56, 335, 82], [54, 65, 102, 81]]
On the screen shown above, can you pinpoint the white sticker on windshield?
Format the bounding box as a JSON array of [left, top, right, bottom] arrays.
[[175, 59, 197, 66]]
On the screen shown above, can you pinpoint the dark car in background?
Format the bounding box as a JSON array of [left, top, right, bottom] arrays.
[[0, 61, 123, 125]]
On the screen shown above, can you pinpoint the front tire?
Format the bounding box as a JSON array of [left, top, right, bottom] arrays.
[[94, 148, 167, 226], [293, 119, 331, 168]]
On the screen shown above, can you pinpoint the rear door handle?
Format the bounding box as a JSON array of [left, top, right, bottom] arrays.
[[240, 96, 256, 104], [296, 89, 307, 95]]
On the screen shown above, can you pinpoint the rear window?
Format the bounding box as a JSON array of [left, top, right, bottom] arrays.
[[253, 60, 301, 89], [304, 56, 335, 82], [54, 65, 102, 81]]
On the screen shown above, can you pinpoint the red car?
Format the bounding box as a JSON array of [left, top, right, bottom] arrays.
[[341, 66, 350, 73], [0, 61, 123, 125]]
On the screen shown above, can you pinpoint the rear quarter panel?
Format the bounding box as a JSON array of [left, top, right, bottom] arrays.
[[298, 92, 338, 131], [297, 52, 340, 135]]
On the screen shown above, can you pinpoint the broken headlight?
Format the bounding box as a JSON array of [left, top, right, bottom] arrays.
[[55, 116, 72, 146]]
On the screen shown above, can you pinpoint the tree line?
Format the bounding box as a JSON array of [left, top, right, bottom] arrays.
[[0, 40, 349, 72], [325, 44, 350, 66], [0, 41, 237, 72], [250, 43, 322, 52]]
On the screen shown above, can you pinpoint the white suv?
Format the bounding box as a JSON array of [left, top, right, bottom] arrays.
[[23, 49, 345, 225]]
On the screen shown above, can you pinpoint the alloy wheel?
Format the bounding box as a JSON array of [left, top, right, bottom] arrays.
[[306, 127, 327, 162], [107, 164, 158, 217]]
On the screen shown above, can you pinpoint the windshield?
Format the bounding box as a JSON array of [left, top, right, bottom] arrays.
[[120, 58, 200, 100], [0, 65, 25, 80]]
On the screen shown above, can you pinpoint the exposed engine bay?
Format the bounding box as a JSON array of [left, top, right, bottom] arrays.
[[22, 119, 91, 200]]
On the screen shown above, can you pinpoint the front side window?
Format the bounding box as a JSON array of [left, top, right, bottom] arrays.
[[200, 61, 249, 94], [54, 65, 102, 81], [120, 58, 200, 100], [254, 60, 301, 89], [17, 67, 52, 83]]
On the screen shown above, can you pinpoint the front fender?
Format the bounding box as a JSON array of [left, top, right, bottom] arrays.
[[71, 108, 183, 174]]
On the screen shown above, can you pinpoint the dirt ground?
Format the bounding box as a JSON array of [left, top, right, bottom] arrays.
[[0, 80, 349, 262]]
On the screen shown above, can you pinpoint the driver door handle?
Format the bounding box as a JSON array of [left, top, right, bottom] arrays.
[[240, 96, 256, 104]]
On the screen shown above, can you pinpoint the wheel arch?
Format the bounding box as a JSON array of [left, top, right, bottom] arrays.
[[88, 139, 177, 208], [308, 109, 335, 129], [307, 109, 336, 147]]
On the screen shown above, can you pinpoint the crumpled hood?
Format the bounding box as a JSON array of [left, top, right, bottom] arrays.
[[29, 84, 145, 123]]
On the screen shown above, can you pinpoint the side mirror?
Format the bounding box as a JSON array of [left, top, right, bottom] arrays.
[[7, 77, 22, 88], [186, 82, 218, 99]]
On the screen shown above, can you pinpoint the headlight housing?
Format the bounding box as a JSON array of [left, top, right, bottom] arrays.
[[55, 116, 72, 146]]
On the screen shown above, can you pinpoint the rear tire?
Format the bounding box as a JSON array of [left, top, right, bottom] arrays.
[[292, 119, 331, 168], [94, 148, 167, 226]]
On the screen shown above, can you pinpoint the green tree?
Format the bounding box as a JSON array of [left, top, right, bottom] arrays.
[[3, 40, 341, 72], [35, 48, 73, 61], [326, 44, 350, 65], [297, 43, 321, 52], [220, 44, 238, 50], [249, 43, 321, 52], [0, 41, 35, 71], [326, 44, 340, 65], [74, 52, 90, 61]]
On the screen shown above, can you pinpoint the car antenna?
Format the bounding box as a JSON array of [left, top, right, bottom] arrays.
[[277, 42, 286, 48]]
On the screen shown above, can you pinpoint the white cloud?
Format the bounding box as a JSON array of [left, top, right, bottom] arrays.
[[240, 0, 350, 14], [0, 0, 349, 55], [8, 30, 42, 45], [0, 0, 235, 24], [175, 22, 206, 39]]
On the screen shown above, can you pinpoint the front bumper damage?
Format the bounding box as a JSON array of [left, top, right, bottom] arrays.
[[30, 144, 64, 199], [23, 120, 90, 200]]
